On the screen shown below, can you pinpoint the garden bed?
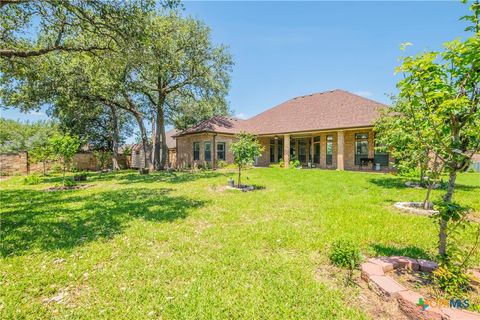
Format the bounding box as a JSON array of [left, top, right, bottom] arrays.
[[45, 184, 90, 191], [226, 184, 265, 192], [405, 181, 444, 189], [361, 256, 480, 319], [394, 202, 438, 216], [390, 268, 480, 312]]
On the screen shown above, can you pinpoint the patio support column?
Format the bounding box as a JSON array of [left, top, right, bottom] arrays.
[[274, 137, 278, 163], [337, 130, 345, 170], [311, 136, 314, 164], [212, 134, 216, 170], [284, 134, 290, 168]]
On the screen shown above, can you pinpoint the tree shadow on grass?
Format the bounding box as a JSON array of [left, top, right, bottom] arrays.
[[0, 187, 206, 257], [370, 244, 433, 260], [75, 170, 227, 185], [368, 177, 408, 189], [368, 176, 479, 192]]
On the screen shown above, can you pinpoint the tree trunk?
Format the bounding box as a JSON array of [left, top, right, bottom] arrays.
[[43, 161, 47, 176], [443, 171, 457, 203], [238, 165, 241, 187], [438, 171, 458, 257], [133, 113, 152, 170], [151, 115, 156, 168], [110, 106, 120, 170], [154, 104, 168, 171], [423, 180, 433, 210], [62, 161, 66, 187]]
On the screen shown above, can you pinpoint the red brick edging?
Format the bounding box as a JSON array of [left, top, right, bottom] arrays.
[[360, 256, 480, 320]]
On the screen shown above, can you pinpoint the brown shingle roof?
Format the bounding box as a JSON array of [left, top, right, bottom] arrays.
[[173, 116, 250, 137], [174, 89, 387, 137]]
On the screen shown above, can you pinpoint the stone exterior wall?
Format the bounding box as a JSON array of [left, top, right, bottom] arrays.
[[175, 128, 393, 171], [256, 137, 270, 166], [0, 152, 29, 175], [176, 133, 237, 169]]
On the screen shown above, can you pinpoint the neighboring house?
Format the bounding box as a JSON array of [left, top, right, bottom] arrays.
[[173, 89, 393, 171], [130, 129, 178, 169]]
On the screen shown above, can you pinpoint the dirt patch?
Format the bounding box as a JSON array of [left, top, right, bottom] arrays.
[[208, 185, 228, 192], [391, 268, 480, 310], [42, 284, 92, 309], [314, 265, 408, 320], [44, 184, 91, 192]]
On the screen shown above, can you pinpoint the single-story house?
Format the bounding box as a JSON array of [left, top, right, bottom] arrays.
[[130, 129, 178, 169], [172, 89, 393, 171]]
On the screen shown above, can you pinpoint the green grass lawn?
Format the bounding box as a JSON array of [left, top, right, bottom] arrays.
[[1, 168, 479, 319]]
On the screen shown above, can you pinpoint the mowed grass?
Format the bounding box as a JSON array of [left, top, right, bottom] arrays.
[[1, 168, 479, 319]]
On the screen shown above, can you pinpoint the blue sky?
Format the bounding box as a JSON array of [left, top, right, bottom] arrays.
[[1, 1, 470, 126]]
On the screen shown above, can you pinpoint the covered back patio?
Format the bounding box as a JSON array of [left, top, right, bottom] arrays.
[[258, 128, 389, 171]]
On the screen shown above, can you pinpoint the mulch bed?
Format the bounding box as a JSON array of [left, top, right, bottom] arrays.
[[44, 184, 91, 192], [226, 184, 265, 192]]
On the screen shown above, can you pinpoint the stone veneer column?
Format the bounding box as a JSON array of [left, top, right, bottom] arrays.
[[274, 138, 278, 163], [212, 134, 216, 170], [284, 134, 290, 168], [337, 130, 345, 170]]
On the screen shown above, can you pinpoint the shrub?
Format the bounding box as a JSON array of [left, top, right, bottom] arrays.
[[23, 174, 42, 185], [433, 265, 470, 297], [51, 163, 62, 173], [73, 173, 87, 181], [204, 161, 211, 170], [63, 178, 77, 187], [217, 160, 227, 168], [289, 159, 301, 169], [329, 239, 362, 269], [278, 160, 285, 168]]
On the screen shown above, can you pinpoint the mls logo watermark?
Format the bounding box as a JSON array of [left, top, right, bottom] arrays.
[[417, 297, 470, 311]]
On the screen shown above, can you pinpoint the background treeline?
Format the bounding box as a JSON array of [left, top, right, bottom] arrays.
[[0, 0, 233, 170]]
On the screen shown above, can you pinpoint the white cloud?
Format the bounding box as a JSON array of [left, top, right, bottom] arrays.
[[353, 90, 373, 98], [235, 112, 247, 119]]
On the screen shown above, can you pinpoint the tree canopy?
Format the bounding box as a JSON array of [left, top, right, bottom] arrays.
[[230, 132, 264, 186], [1, 1, 233, 171], [375, 0, 480, 258]]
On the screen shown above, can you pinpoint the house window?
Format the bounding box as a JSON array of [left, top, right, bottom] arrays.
[[374, 137, 389, 166], [313, 136, 320, 163], [193, 142, 200, 161], [298, 140, 307, 163], [204, 142, 211, 161], [355, 133, 369, 165], [217, 142, 225, 161], [290, 139, 296, 160], [326, 135, 333, 165], [277, 139, 283, 162], [269, 139, 275, 163]]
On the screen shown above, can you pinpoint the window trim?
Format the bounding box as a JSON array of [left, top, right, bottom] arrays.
[[269, 139, 275, 163], [217, 142, 226, 161], [193, 142, 200, 161], [326, 135, 333, 165], [204, 141, 211, 161], [354, 132, 369, 165]]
